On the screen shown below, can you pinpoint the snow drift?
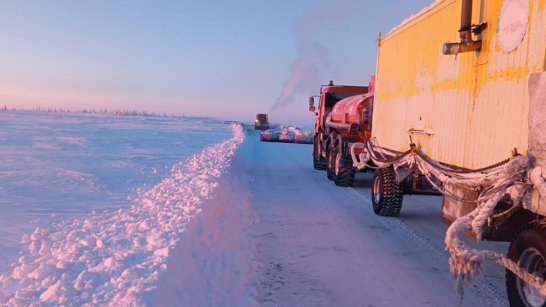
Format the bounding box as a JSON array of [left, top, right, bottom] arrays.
[[0, 124, 244, 306], [145, 142, 257, 306]]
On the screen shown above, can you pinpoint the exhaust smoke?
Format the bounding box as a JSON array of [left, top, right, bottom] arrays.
[[270, 0, 359, 112]]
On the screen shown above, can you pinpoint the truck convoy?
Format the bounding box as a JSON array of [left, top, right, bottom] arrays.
[[311, 0, 546, 305]]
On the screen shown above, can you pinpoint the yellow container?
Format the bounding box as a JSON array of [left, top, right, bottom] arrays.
[[372, 0, 546, 169]]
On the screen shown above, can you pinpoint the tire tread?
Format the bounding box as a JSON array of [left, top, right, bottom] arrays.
[[506, 219, 546, 307], [372, 167, 403, 217]]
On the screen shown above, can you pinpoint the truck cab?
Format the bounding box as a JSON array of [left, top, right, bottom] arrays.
[[254, 113, 269, 131]]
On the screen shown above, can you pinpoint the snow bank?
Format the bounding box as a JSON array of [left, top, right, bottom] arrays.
[[144, 150, 258, 306], [0, 112, 233, 274], [0, 124, 244, 306]]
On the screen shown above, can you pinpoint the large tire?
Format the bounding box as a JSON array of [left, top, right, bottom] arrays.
[[313, 155, 323, 170], [335, 167, 355, 187], [371, 167, 403, 216], [313, 135, 326, 170], [326, 146, 336, 181], [334, 142, 355, 187], [506, 221, 546, 307]]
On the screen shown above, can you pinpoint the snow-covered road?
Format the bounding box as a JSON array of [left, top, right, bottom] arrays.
[[239, 132, 509, 306]]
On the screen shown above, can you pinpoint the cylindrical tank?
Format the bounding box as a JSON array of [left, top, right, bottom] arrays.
[[329, 94, 372, 130]]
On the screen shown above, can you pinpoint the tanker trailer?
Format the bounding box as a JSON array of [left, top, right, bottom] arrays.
[[351, 0, 546, 305], [323, 84, 375, 187], [308, 80, 368, 174]]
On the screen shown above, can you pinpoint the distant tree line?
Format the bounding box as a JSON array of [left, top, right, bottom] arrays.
[[0, 105, 185, 119]]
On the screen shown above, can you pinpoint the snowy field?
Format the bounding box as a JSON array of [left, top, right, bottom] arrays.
[[0, 112, 238, 304]]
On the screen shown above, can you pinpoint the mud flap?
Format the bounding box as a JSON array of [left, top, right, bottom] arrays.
[[528, 72, 546, 216]]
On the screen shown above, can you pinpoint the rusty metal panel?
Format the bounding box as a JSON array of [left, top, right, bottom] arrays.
[[372, 0, 546, 169]]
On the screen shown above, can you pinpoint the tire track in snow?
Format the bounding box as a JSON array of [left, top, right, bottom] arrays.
[[346, 188, 508, 307], [0, 125, 244, 306]]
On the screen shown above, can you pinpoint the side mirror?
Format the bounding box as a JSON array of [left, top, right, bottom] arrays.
[[308, 97, 315, 113]]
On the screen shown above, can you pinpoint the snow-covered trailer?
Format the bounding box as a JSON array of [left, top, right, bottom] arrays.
[[353, 0, 546, 305]]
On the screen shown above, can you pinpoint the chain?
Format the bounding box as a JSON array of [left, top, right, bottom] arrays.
[[363, 139, 546, 297]]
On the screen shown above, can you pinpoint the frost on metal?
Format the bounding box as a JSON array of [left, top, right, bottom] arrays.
[[350, 139, 546, 297], [528, 72, 546, 216], [497, 0, 529, 52], [529, 72, 546, 170]]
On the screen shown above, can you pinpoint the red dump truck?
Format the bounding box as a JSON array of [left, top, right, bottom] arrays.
[[308, 79, 374, 186]]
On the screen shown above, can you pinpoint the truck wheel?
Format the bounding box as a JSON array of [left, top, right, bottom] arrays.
[[334, 143, 355, 187], [335, 167, 355, 187], [313, 135, 326, 170], [313, 155, 323, 170], [326, 146, 336, 181], [371, 167, 403, 216], [506, 221, 546, 307]]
